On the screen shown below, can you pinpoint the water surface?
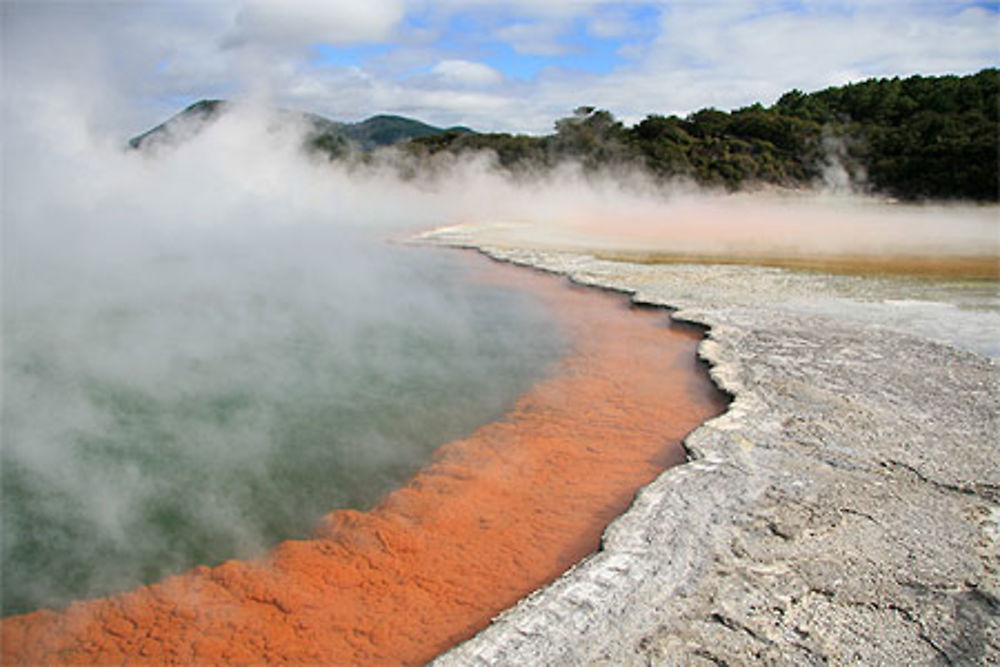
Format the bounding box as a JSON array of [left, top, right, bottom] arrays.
[[2, 236, 565, 615], [2, 254, 728, 665]]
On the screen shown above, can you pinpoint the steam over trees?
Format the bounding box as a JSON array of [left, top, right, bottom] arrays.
[[400, 68, 998, 201], [136, 69, 997, 201]]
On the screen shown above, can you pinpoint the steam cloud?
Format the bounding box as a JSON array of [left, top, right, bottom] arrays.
[[3, 9, 997, 616], [2, 100, 585, 613]]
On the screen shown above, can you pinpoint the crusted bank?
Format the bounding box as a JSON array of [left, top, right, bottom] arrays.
[[422, 238, 999, 665]]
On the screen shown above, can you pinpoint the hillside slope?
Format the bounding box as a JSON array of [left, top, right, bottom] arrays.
[[128, 100, 472, 156]]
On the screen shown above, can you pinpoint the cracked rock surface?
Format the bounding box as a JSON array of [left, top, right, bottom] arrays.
[[428, 243, 999, 666]]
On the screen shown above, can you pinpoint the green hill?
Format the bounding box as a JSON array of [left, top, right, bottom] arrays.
[[128, 101, 472, 156], [340, 115, 473, 150], [128, 99, 231, 149]]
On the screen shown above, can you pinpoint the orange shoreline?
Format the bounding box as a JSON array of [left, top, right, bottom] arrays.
[[1, 254, 728, 665]]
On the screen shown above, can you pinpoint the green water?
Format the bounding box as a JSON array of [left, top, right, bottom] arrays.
[[1, 240, 564, 616]]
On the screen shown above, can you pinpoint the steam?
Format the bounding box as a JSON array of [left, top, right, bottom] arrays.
[[466, 181, 998, 259], [819, 130, 866, 195], [2, 102, 576, 614], [4, 18, 998, 615]]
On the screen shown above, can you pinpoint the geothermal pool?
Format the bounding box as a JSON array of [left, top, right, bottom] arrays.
[[1, 239, 568, 616], [1, 247, 727, 664]]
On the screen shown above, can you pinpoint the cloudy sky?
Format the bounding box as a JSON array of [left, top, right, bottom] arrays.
[[2, 1, 998, 136]]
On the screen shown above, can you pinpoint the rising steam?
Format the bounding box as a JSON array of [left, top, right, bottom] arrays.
[[4, 28, 997, 615]]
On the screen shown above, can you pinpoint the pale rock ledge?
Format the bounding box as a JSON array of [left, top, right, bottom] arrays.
[[423, 242, 999, 666]]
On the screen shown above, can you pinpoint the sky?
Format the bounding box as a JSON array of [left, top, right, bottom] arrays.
[[2, 1, 999, 137]]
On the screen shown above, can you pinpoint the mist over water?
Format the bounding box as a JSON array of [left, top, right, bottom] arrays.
[[5, 92, 998, 615], [3, 238, 564, 616], [1, 104, 578, 615]]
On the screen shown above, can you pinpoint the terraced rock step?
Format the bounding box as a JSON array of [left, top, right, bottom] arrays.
[[430, 244, 999, 666]]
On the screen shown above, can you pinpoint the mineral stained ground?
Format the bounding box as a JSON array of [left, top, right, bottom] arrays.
[[421, 229, 1000, 666]]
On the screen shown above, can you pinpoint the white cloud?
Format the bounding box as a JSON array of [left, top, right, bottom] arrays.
[[262, 0, 999, 133], [421, 0, 608, 19], [633, 2, 999, 111], [489, 1, 1000, 131], [431, 59, 504, 86], [4, 0, 996, 138], [391, 87, 515, 119], [586, 9, 633, 39], [496, 21, 570, 56], [225, 0, 406, 48]]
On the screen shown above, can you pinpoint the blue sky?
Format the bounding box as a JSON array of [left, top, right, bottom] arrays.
[[3, 1, 998, 135], [301, 4, 662, 87]]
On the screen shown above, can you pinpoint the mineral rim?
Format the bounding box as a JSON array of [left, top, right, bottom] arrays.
[[422, 228, 999, 666]]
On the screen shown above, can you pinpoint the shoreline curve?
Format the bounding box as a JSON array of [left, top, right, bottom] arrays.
[[426, 240, 999, 666], [1, 252, 727, 665]]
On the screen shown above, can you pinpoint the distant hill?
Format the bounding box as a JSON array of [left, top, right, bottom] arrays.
[[342, 115, 474, 150], [128, 99, 231, 149], [129, 69, 998, 201], [128, 100, 474, 156]]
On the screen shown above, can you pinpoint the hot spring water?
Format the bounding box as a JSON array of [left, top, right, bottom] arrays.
[[1, 235, 564, 616]]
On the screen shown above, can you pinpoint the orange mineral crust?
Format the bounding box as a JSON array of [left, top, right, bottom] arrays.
[[2, 256, 728, 665]]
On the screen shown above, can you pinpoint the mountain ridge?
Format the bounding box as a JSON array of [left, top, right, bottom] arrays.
[[128, 100, 474, 153]]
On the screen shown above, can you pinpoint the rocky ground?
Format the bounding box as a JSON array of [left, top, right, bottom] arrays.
[[420, 235, 999, 666]]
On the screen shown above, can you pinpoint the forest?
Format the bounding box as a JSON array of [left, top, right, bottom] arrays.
[[133, 69, 998, 202], [382, 68, 998, 201]]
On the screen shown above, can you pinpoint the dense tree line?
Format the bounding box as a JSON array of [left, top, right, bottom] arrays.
[[391, 68, 998, 201]]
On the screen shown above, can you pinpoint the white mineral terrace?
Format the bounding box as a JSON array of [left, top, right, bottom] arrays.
[[419, 224, 999, 665]]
